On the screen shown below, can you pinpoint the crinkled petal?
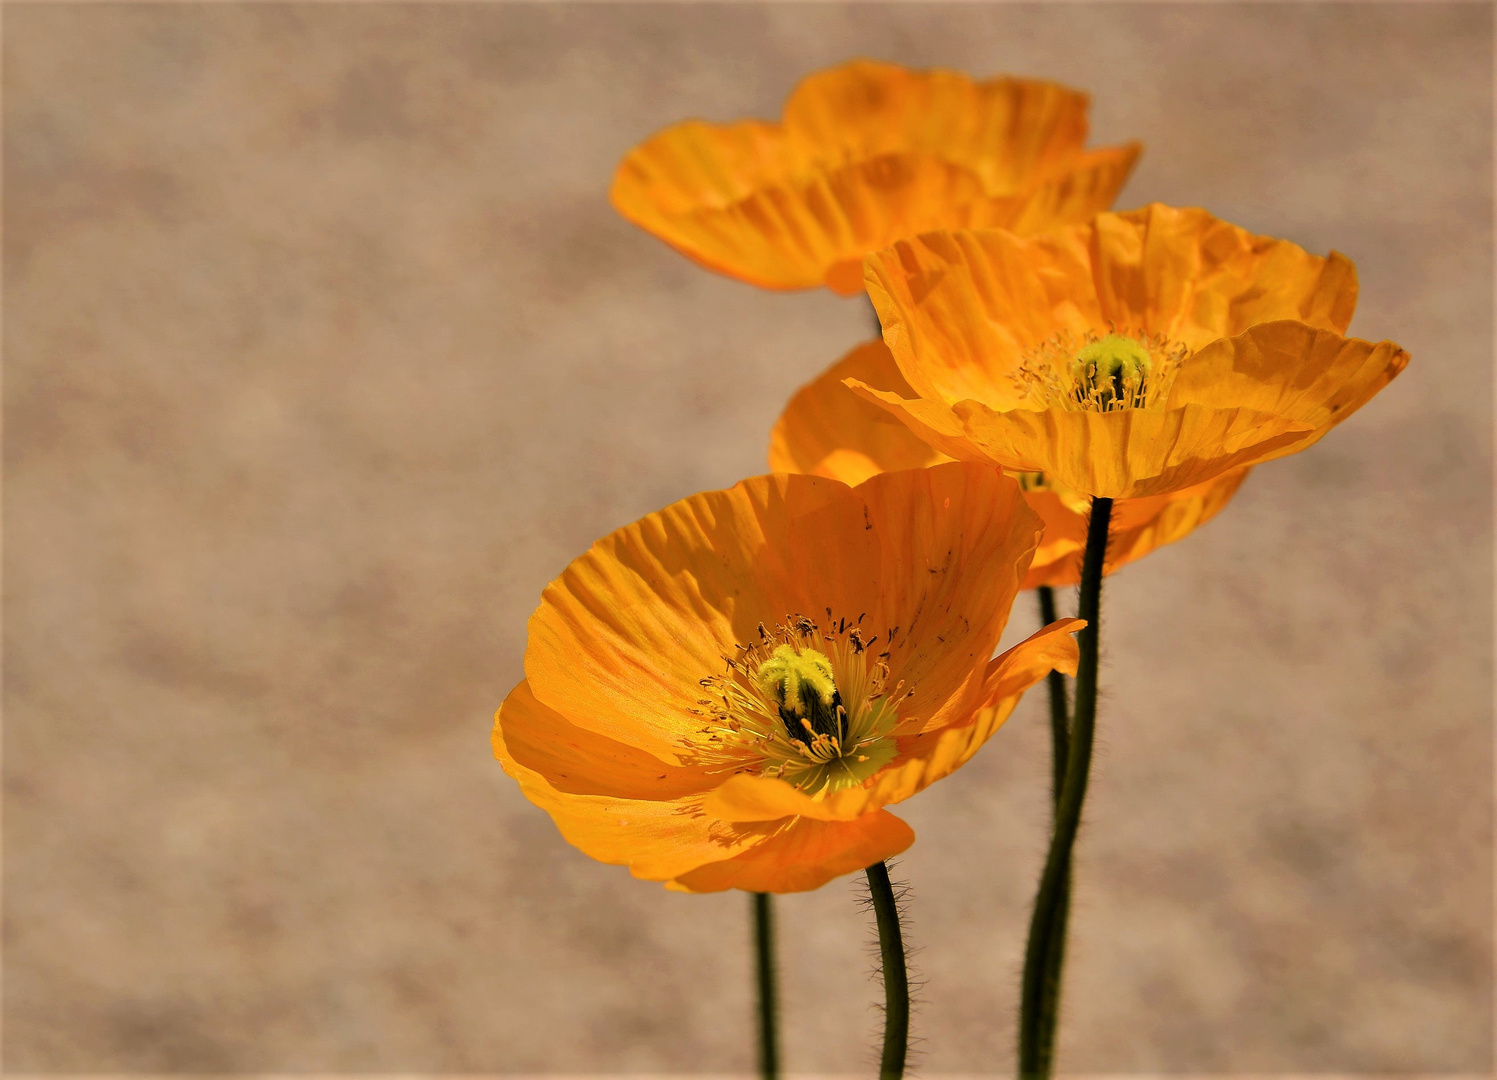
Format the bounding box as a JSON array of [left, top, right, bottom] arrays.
[[707, 619, 1081, 824], [781, 61, 1093, 189], [781, 344, 1232, 592], [612, 61, 1139, 293], [852, 462, 1043, 724], [851, 618, 1083, 811], [1167, 321, 1411, 455], [864, 204, 1360, 405], [524, 477, 831, 764], [865, 228, 1090, 406], [849, 380, 1312, 499], [769, 339, 951, 485], [494, 694, 771, 881], [705, 772, 867, 824], [970, 143, 1142, 233], [496, 680, 719, 799], [667, 811, 915, 894], [528, 463, 1042, 762], [1024, 468, 1251, 588], [1086, 205, 1360, 346]]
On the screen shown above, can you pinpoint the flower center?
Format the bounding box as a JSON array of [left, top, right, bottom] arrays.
[[1012, 329, 1186, 413], [757, 645, 845, 744], [1072, 334, 1152, 409], [691, 615, 907, 796]]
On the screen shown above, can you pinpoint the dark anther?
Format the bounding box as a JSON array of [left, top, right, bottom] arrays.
[[779, 688, 846, 744]]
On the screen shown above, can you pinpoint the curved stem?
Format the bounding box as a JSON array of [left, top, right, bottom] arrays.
[[1036, 584, 1071, 807], [752, 892, 780, 1079], [1018, 497, 1112, 1078], [865, 861, 909, 1079]]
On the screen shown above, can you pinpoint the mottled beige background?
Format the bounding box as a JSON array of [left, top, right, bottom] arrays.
[[3, 1, 1491, 1073]]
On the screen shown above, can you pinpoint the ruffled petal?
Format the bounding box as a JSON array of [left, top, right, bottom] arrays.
[[494, 693, 773, 881], [1020, 488, 1091, 588], [1167, 321, 1411, 453], [705, 773, 865, 823], [528, 463, 1044, 761], [851, 379, 1313, 499], [709, 618, 1080, 826], [850, 462, 1044, 725], [667, 811, 915, 893], [847, 619, 1083, 809], [864, 228, 1095, 406], [781, 61, 1094, 190], [525, 475, 845, 763], [1087, 205, 1361, 346], [864, 206, 1360, 406], [973, 143, 1142, 233], [769, 339, 951, 485], [961, 402, 1314, 499], [1024, 468, 1251, 588], [496, 680, 719, 799], [612, 61, 1139, 293]]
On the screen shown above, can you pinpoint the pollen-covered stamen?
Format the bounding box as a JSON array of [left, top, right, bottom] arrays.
[[688, 613, 906, 796], [1012, 328, 1187, 413], [1072, 334, 1152, 409], [757, 645, 846, 745]]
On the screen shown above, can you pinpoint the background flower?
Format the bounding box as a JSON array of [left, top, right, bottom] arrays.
[[611, 59, 1140, 294]]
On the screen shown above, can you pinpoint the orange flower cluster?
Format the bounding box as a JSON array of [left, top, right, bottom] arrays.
[[495, 60, 1408, 892]]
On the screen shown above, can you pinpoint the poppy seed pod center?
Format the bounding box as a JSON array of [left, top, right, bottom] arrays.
[[693, 615, 906, 796], [1015, 328, 1186, 414], [758, 645, 846, 743], [1073, 334, 1152, 408]]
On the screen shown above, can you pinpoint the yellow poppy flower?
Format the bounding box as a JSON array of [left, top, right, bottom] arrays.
[[493, 464, 1081, 893], [611, 59, 1141, 295], [852, 204, 1409, 499], [770, 338, 1250, 587]]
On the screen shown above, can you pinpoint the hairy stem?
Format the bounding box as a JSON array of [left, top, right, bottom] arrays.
[[866, 861, 909, 1079], [1018, 497, 1112, 1078], [1036, 584, 1071, 806]]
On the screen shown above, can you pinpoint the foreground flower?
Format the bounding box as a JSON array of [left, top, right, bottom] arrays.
[[493, 463, 1081, 892], [770, 338, 1248, 587], [611, 60, 1141, 295], [853, 203, 1409, 499]]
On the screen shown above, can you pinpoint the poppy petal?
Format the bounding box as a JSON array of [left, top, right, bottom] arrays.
[[666, 810, 915, 893]]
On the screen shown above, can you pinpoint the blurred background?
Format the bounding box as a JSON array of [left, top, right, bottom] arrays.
[[4, 2, 1491, 1073]]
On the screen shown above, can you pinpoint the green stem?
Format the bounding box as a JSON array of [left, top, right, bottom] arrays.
[[1036, 584, 1070, 807], [752, 892, 780, 1079], [865, 861, 909, 1079], [1033, 583, 1074, 1064], [1018, 497, 1112, 1078]]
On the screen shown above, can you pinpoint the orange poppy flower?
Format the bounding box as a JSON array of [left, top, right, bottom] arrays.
[[611, 60, 1141, 295], [770, 338, 1250, 587], [493, 464, 1081, 893], [852, 204, 1409, 500]]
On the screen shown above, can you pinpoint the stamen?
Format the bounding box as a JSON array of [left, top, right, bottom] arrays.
[[1011, 328, 1187, 413], [689, 612, 904, 795]]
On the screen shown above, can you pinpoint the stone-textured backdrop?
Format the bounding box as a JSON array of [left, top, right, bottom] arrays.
[[4, 2, 1491, 1072]]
